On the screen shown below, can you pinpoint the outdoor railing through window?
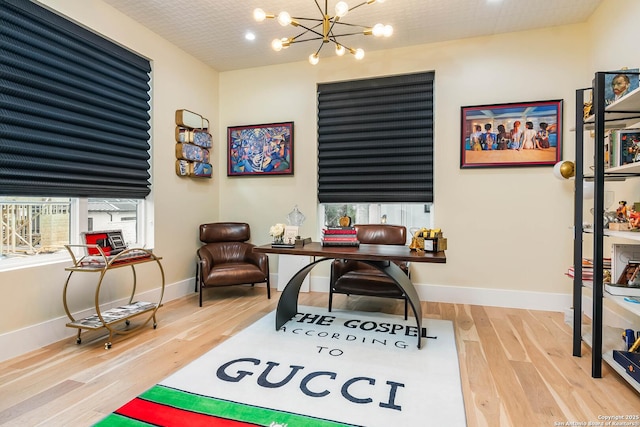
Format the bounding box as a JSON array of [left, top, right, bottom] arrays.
[[0, 200, 71, 258]]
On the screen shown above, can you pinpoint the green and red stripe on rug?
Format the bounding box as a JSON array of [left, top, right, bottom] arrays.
[[96, 384, 358, 427]]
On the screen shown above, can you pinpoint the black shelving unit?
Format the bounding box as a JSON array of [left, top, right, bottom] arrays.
[[573, 71, 640, 388]]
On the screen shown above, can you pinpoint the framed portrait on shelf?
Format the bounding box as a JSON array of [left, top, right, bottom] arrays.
[[460, 99, 563, 169], [227, 122, 294, 176], [604, 68, 639, 106]]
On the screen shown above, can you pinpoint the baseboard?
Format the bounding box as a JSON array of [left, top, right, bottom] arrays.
[[414, 282, 573, 312], [0, 278, 195, 363], [1, 276, 609, 363], [309, 275, 572, 312]]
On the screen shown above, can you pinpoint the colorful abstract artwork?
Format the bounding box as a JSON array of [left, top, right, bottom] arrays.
[[227, 122, 294, 176]]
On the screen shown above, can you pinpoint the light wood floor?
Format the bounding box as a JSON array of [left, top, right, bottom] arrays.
[[0, 288, 638, 426]]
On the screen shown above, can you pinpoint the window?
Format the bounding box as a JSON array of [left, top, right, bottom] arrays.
[[319, 203, 433, 244], [0, 197, 144, 266], [317, 72, 435, 235]]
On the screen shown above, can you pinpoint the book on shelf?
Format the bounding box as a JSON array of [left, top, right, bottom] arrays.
[[565, 267, 593, 280], [605, 283, 640, 297], [565, 257, 611, 280]]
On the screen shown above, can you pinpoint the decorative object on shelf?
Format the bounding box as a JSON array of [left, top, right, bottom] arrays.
[[228, 122, 294, 176], [629, 205, 640, 229], [583, 90, 593, 120], [616, 200, 629, 220], [338, 215, 351, 227], [409, 228, 446, 252], [175, 109, 212, 178], [253, 1, 392, 65], [460, 100, 563, 169], [604, 67, 639, 106], [618, 129, 640, 166], [553, 160, 575, 179]]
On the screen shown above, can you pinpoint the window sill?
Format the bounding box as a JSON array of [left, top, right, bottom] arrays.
[[0, 252, 71, 273]]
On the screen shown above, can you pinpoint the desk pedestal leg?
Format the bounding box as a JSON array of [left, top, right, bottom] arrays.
[[275, 258, 423, 349], [276, 258, 330, 330], [369, 261, 423, 349]]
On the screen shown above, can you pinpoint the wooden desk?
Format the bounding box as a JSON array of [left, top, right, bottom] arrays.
[[254, 242, 446, 348]]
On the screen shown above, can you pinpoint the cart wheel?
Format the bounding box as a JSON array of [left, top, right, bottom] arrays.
[[125, 320, 130, 326], [105, 342, 112, 350], [76, 338, 82, 344]]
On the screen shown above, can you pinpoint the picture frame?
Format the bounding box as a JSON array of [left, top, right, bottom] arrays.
[[604, 68, 639, 106], [227, 122, 294, 176], [460, 100, 563, 169], [283, 226, 299, 245]]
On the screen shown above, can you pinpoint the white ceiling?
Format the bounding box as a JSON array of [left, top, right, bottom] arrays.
[[101, 0, 604, 72]]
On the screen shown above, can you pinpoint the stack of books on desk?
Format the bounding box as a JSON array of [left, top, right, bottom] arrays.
[[321, 226, 360, 247]]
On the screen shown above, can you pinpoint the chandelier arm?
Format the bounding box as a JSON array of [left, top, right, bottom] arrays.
[[289, 22, 325, 40], [329, 31, 370, 37], [328, 37, 355, 52], [348, 1, 370, 12], [290, 36, 325, 44], [313, 0, 324, 16], [291, 17, 323, 22], [330, 21, 372, 29], [328, 17, 339, 36]]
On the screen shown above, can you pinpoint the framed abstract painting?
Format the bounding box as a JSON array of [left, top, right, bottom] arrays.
[[227, 122, 294, 176]]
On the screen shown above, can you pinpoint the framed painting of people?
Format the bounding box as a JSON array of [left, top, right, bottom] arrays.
[[227, 122, 294, 176], [460, 100, 563, 169]]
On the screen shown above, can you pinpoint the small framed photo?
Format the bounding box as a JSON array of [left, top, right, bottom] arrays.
[[283, 226, 299, 245], [460, 100, 563, 169], [227, 122, 293, 176], [605, 69, 639, 106]]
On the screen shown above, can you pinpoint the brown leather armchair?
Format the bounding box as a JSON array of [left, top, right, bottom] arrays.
[[329, 224, 409, 318], [196, 222, 270, 306]]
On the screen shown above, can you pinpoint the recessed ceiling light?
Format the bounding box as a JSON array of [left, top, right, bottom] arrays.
[[245, 32, 256, 41]]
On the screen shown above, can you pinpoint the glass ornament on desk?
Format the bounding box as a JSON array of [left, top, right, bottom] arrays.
[[286, 205, 305, 226]]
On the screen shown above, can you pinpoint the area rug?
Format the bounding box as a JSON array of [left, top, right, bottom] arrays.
[[96, 306, 466, 426]]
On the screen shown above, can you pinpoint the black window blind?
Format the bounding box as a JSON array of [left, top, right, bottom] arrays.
[[317, 71, 434, 203], [0, 0, 152, 198]]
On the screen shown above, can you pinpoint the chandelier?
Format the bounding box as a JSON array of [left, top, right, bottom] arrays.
[[253, 0, 393, 65]]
